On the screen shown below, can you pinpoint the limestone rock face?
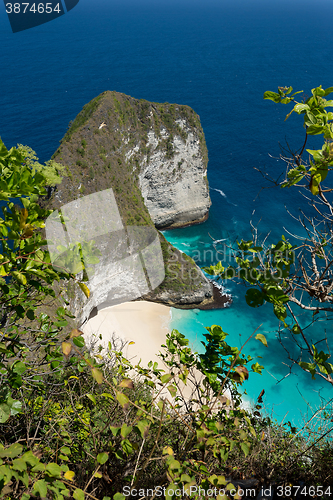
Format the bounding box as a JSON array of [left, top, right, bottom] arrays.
[[138, 121, 210, 229]]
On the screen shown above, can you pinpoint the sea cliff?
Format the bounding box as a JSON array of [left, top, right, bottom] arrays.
[[47, 91, 227, 323]]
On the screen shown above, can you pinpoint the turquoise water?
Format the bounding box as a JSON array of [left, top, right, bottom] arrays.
[[164, 226, 333, 429]]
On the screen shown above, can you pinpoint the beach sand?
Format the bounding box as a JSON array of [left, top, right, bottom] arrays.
[[82, 301, 171, 369]]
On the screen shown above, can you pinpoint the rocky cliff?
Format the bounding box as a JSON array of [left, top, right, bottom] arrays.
[[47, 91, 225, 323], [51, 90, 210, 229]]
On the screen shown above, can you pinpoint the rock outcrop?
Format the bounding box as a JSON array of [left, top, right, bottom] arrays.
[[138, 121, 210, 229], [47, 91, 226, 323]]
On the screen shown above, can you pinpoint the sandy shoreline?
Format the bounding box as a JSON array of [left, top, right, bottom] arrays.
[[82, 301, 172, 368]]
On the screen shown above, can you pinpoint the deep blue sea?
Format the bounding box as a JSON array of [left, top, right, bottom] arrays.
[[1, 0, 333, 429]]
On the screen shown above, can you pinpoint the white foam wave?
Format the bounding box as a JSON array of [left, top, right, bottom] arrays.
[[213, 238, 227, 245]]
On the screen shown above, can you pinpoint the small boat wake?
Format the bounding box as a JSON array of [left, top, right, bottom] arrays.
[[211, 187, 238, 206]]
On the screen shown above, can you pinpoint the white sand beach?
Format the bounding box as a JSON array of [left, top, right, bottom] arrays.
[[82, 301, 172, 368]]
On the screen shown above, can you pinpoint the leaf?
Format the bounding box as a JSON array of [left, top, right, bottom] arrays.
[[113, 495, 126, 500], [72, 336, 85, 348], [255, 333, 268, 347], [245, 288, 265, 307], [0, 442, 23, 458], [46, 462, 62, 477], [294, 103, 309, 114], [251, 362, 264, 374], [70, 328, 84, 338], [167, 385, 177, 398], [121, 423, 133, 438], [86, 394, 97, 404], [64, 470, 75, 481], [91, 368, 103, 384], [292, 324, 301, 335], [163, 446, 174, 455], [60, 446, 71, 456], [234, 365, 249, 382], [12, 271, 27, 285], [12, 361, 26, 375], [73, 488, 85, 500], [22, 224, 34, 238], [12, 458, 27, 471], [62, 342, 72, 357], [78, 282, 90, 298], [136, 420, 150, 439], [26, 309, 35, 320], [97, 452, 109, 465], [263, 91, 281, 103], [119, 378, 134, 389], [160, 373, 173, 384], [240, 442, 250, 457], [20, 208, 28, 228], [307, 124, 325, 135], [32, 479, 48, 498], [116, 391, 130, 409], [0, 403, 11, 423]]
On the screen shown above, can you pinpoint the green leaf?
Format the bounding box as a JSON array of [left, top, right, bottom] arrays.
[[167, 385, 177, 398], [240, 442, 250, 457], [251, 362, 264, 374], [46, 462, 62, 477], [97, 452, 109, 465], [135, 419, 150, 439], [263, 91, 281, 103], [245, 288, 265, 307], [12, 271, 27, 285], [160, 373, 173, 384], [60, 446, 71, 456], [294, 103, 309, 114], [0, 442, 23, 458], [86, 394, 97, 405], [91, 368, 103, 384], [73, 488, 85, 500], [32, 479, 48, 498], [113, 495, 126, 500], [72, 336, 85, 348], [121, 423, 132, 438], [0, 403, 11, 423], [116, 391, 130, 409], [26, 309, 35, 320], [12, 361, 26, 375], [255, 333, 268, 347], [12, 458, 27, 471], [165, 483, 178, 500], [307, 124, 325, 135]]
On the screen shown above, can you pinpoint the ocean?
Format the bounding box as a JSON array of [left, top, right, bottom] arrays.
[[1, 0, 333, 428]]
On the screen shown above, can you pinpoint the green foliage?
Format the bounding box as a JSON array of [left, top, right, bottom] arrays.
[[17, 144, 68, 187], [264, 85, 333, 195], [206, 85, 333, 387]]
